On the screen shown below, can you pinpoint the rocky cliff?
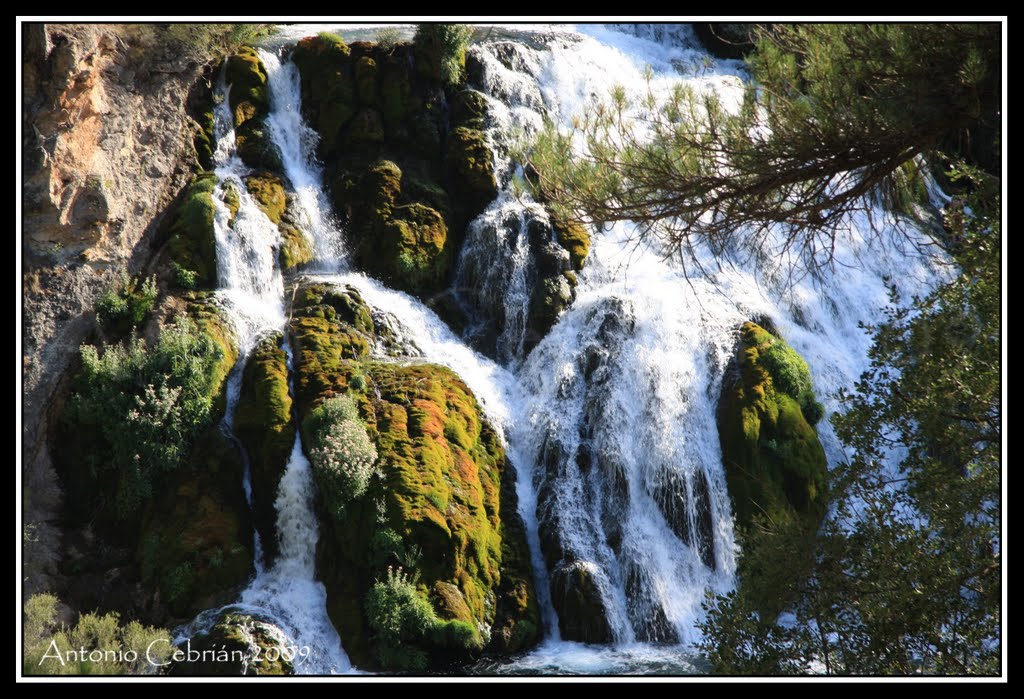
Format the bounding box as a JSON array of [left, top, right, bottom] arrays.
[[22, 23, 210, 595]]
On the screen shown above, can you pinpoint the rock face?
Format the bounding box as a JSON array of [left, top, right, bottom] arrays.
[[287, 281, 540, 669], [291, 35, 498, 300], [171, 610, 294, 676], [22, 24, 210, 595], [717, 321, 828, 532]]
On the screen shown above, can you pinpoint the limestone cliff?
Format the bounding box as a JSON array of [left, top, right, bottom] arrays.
[[22, 23, 209, 595]]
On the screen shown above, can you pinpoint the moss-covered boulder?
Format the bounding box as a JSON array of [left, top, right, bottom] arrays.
[[226, 46, 270, 123], [552, 215, 591, 271], [446, 126, 497, 220], [291, 33, 355, 157], [171, 610, 293, 676], [244, 172, 287, 225], [137, 427, 254, 619], [291, 34, 500, 307], [279, 225, 313, 271], [166, 174, 219, 289], [234, 333, 295, 564], [718, 321, 828, 532], [288, 281, 540, 669], [224, 47, 280, 171]]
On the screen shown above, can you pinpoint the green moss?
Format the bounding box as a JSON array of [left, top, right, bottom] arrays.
[[235, 117, 282, 172], [717, 322, 828, 532], [193, 107, 216, 172], [166, 174, 219, 289], [244, 172, 287, 224], [292, 34, 355, 159], [172, 611, 293, 676], [355, 55, 378, 105], [279, 225, 313, 271], [225, 46, 269, 126], [383, 204, 450, 292], [222, 181, 241, 224], [234, 333, 295, 563], [446, 126, 497, 219], [187, 300, 240, 420], [552, 215, 591, 271], [289, 283, 540, 667], [137, 427, 254, 618]]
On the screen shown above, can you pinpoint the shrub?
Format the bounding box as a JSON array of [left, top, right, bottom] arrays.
[[761, 340, 813, 399], [23, 593, 170, 676], [413, 24, 474, 87], [375, 26, 403, 52], [171, 262, 199, 290], [65, 316, 223, 517], [95, 272, 158, 336], [304, 395, 378, 518], [364, 567, 435, 670]]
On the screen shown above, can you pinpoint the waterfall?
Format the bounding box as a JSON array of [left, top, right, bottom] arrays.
[[181, 24, 945, 674], [179, 49, 352, 675], [452, 24, 944, 655]]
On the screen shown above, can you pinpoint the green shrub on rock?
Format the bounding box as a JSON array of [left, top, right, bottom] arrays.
[[413, 24, 474, 86], [61, 314, 233, 519], [304, 395, 378, 518], [95, 272, 158, 336]]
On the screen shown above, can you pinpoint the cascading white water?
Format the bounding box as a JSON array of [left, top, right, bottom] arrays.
[[180, 49, 351, 675], [450, 24, 946, 658], [261, 52, 346, 268]]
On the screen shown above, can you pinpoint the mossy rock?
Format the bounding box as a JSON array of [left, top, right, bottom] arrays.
[[288, 281, 540, 668], [292, 34, 355, 159], [450, 89, 489, 131], [193, 107, 216, 172], [225, 46, 269, 126], [234, 333, 295, 565], [552, 215, 591, 271], [223, 181, 241, 224], [550, 561, 613, 644], [235, 117, 283, 172], [355, 55, 378, 106], [279, 225, 313, 271], [288, 283, 378, 411], [137, 427, 254, 619], [244, 172, 287, 225], [381, 204, 450, 294], [187, 299, 240, 421], [166, 174, 219, 289], [171, 610, 293, 676], [346, 162, 452, 297], [717, 321, 828, 532], [446, 126, 497, 223]]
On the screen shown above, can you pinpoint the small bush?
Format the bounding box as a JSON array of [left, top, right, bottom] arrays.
[[414, 24, 474, 86], [304, 395, 378, 518], [364, 567, 484, 670], [365, 567, 435, 670], [65, 316, 224, 517], [164, 24, 276, 60], [171, 262, 199, 290], [95, 272, 158, 336], [375, 26, 403, 52], [23, 593, 170, 676]]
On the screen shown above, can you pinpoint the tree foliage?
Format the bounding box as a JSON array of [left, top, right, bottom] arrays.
[[527, 23, 1000, 269], [698, 168, 1001, 675]]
